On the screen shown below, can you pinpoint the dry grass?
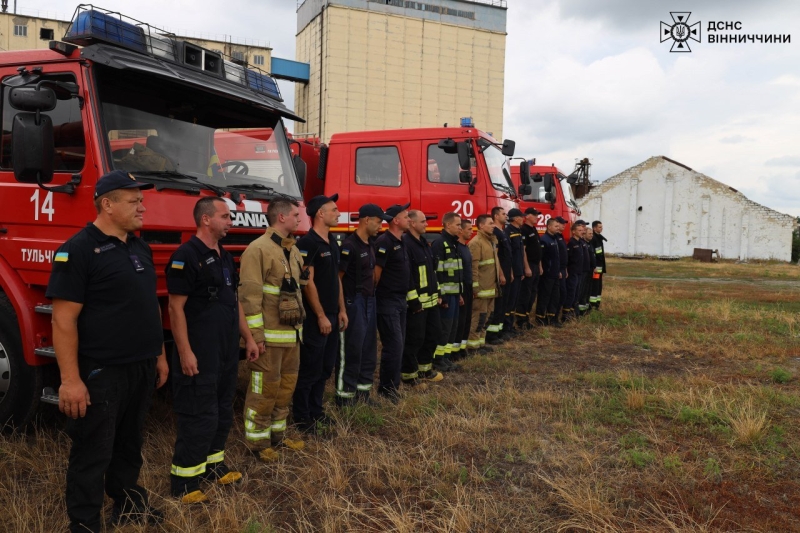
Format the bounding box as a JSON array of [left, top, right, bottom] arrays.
[[1, 258, 800, 532]]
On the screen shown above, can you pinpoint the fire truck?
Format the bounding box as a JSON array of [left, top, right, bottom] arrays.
[[293, 119, 519, 236], [511, 159, 583, 239], [0, 6, 307, 427]]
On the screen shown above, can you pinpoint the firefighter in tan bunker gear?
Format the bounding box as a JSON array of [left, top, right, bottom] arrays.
[[467, 214, 502, 354], [239, 199, 306, 462]]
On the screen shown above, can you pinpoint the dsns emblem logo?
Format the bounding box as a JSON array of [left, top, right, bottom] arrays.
[[660, 12, 701, 52]]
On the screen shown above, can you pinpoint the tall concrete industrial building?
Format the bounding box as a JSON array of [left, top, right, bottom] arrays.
[[295, 0, 508, 141]]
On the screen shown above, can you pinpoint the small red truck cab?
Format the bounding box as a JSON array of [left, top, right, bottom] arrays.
[[0, 6, 307, 426], [304, 123, 519, 235], [512, 161, 580, 239]]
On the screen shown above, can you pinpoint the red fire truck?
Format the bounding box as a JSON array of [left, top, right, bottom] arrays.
[[511, 160, 581, 239], [299, 120, 519, 235], [0, 6, 307, 427]]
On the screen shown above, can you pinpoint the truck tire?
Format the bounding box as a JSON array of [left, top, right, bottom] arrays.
[[0, 294, 41, 430]]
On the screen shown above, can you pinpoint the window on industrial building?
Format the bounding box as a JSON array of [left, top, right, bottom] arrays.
[[426, 143, 474, 184], [355, 146, 401, 187], [13, 25, 27, 37], [1, 73, 85, 173], [231, 51, 244, 61], [253, 55, 265, 66], [40, 28, 54, 40]]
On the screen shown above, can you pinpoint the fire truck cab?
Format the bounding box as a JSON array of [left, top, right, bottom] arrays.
[[512, 161, 580, 239], [310, 120, 519, 235], [0, 6, 307, 427]]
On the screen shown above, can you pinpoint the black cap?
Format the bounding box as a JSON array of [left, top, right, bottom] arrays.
[[507, 208, 524, 219], [574, 219, 587, 226], [306, 193, 339, 218], [94, 170, 154, 199], [358, 203, 392, 222], [524, 207, 541, 216], [385, 202, 411, 220], [555, 216, 568, 224]]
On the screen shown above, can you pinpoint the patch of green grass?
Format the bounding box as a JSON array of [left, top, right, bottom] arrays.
[[663, 454, 683, 474], [619, 432, 648, 449], [677, 406, 722, 426], [769, 367, 792, 384], [458, 465, 469, 485], [703, 457, 722, 481], [242, 521, 276, 533], [589, 395, 633, 426], [622, 449, 655, 468], [348, 406, 386, 433]]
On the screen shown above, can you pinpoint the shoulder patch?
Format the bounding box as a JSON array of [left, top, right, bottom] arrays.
[[171, 261, 185, 270], [54, 252, 69, 263]]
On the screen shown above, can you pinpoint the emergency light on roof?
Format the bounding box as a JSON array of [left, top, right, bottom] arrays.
[[460, 117, 474, 128], [63, 4, 282, 102]]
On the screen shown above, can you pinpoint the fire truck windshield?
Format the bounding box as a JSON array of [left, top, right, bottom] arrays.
[[481, 141, 515, 195], [95, 67, 301, 199]]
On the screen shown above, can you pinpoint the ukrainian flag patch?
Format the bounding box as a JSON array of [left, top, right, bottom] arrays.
[[300, 250, 308, 257], [341, 249, 350, 255], [171, 261, 185, 270], [54, 252, 69, 262], [378, 247, 386, 254]]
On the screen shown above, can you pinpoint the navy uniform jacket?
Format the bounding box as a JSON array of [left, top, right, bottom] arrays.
[[555, 233, 568, 276], [567, 236, 586, 276], [591, 233, 608, 274], [539, 233, 561, 279], [505, 224, 525, 278], [493, 226, 512, 276]]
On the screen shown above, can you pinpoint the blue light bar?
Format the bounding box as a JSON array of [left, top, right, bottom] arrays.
[[63, 4, 284, 102], [461, 117, 474, 128]]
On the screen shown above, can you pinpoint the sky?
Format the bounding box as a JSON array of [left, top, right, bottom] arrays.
[[19, 0, 800, 216]]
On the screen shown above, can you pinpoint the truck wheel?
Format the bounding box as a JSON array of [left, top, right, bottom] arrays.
[[0, 294, 41, 431]]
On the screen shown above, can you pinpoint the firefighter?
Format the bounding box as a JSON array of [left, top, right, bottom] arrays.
[[431, 211, 464, 372], [467, 214, 501, 354], [564, 220, 587, 321], [46, 171, 168, 532], [454, 219, 474, 360], [402, 210, 444, 385], [239, 198, 306, 463], [337, 204, 387, 405], [516, 207, 542, 329], [535, 218, 563, 327], [293, 194, 348, 432], [554, 216, 569, 322], [374, 203, 412, 400], [485, 207, 510, 344], [580, 226, 597, 316], [503, 208, 529, 336], [165, 197, 259, 503], [590, 220, 608, 310]]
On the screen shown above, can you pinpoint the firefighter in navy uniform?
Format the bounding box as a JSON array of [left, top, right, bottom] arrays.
[[374, 203, 412, 400], [47, 171, 169, 532], [402, 210, 444, 385], [293, 194, 348, 432], [516, 207, 542, 329], [454, 219, 474, 360], [580, 226, 597, 316], [535, 218, 563, 327], [554, 216, 569, 322], [431, 211, 464, 372], [503, 208, 529, 336], [486, 207, 510, 344], [166, 197, 259, 503], [590, 220, 608, 310], [337, 204, 388, 405], [564, 220, 587, 322]]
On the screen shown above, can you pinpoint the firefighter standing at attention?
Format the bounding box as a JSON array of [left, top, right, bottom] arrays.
[[239, 198, 306, 462], [165, 197, 259, 503], [466, 214, 501, 355], [590, 220, 607, 310], [431, 211, 464, 373]]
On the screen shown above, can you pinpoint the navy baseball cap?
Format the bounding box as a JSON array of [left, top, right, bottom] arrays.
[[555, 216, 568, 224], [385, 202, 411, 220], [507, 208, 524, 219], [358, 203, 392, 221], [306, 193, 339, 218], [524, 207, 540, 216], [94, 170, 154, 199], [574, 219, 587, 226]]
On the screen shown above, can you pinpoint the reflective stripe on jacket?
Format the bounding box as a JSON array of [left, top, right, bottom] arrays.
[[239, 228, 304, 347], [432, 230, 463, 296]]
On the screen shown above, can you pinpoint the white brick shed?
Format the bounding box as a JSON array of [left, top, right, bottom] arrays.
[[577, 156, 795, 261]]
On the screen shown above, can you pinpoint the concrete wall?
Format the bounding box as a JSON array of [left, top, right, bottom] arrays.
[[295, 1, 506, 141], [579, 157, 795, 262]]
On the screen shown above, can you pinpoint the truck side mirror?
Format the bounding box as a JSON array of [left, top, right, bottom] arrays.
[[13, 113, 54, 184], [543, 173, 554, 193], [9, 86, 57, 112], [519, 160, 530, 185], [518, 184, 532, 197], [545, 191, 555, 203], [456, 142, 470, 173], [293, 154, 307, 191], [459, 170, 472, 184], [501, 139, 515, 157], [437, 138, 458, 154]]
